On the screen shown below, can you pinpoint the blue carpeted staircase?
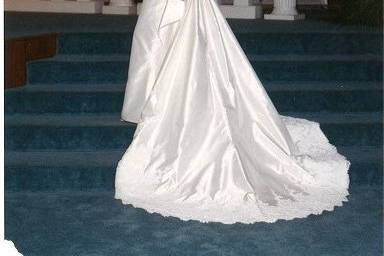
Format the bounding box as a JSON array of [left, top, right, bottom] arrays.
[[5, 17, 383, 256]]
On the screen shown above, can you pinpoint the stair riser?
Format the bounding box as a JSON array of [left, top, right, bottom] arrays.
[[27, 60, 383, 84], [28, 61, 129, 85], [320, 123, 383, 148], [58, 33, 383, 55], [6, 90, 382, 114], [253, 61, 383, 82], [5, 160, 382, 191], [5, 166, 116, 192], [59, 33, 133, 55], [5, 123, 382, 151], [6, 92, 125, 114], [5, 126, 135, 151], [238, 33, 383, 55]]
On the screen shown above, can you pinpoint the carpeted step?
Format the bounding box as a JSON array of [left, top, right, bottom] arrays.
[[59, 32, 134, 55], [4, 187, 383, 255], [27, 54, 383, 84], [28, 55, 129, 85], [337, 146, 383, 186], [5, 13, 383, 256], [5, 82, 382, 114], [5, 114, 134, 151], [237, 32, 382, 55], [287, 112, 383, 147], [5, 112, 382, 151], [5, 150, 124, 191], [58, 32, 383, 55], [4, 146, 382, 192]]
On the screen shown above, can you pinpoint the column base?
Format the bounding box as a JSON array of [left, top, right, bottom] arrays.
[[220, 5, 263, 19], [136, 3, 263, 19], [102, 5, 137, 15], [264, 13, 305, 21], [4, 0, 104, 14]]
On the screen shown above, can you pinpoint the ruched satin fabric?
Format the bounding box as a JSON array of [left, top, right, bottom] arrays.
[[116, 0, 350, 224]]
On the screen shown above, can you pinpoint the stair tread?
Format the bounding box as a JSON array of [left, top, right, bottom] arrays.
[[248, 54, 382, 62], [5, 112, 382, 127], [7, 81, 383, 93], [59, 29, 382, 35], [283, 112, 383, 124], [36, 53, 383, 63], [5, 113, 131, 127], [6, 15, 382, 39], [337, 146, 383, 162], [5, 145, 382, 167], [5, 150, 125, 167]]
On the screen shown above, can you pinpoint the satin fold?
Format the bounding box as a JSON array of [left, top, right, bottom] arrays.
[[116, 0, 350, 224]]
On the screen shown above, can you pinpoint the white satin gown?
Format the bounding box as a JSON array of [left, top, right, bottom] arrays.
[[115, 0, 350, 224]]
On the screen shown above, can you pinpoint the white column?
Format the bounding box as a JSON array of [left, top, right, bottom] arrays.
[[220, 0, 263, 19], [264, 0, 305, 20], [103, 0, 137, 15]]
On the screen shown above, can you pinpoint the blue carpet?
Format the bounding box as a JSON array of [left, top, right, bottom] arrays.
[[5, 186, 383, 256], [5, 82, 382, 114], [5, 12, 382, 38], [4, 146, 382, 191], [4, 113, 382, 151], [26, 54, 382, 84], [57, 32, 382, 55], [4, 12, 383, 256]]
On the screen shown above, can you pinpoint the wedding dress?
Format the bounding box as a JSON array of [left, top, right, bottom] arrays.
[[115, 0, 350, 224]]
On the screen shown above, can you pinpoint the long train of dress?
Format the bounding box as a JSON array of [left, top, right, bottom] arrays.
[[115, 0, 350, 224]]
